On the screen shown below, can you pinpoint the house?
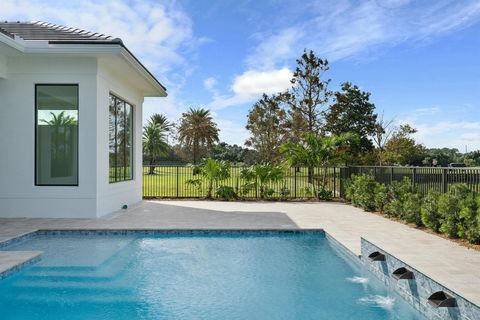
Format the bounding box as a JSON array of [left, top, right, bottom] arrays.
[[0, 21, 167, 218]]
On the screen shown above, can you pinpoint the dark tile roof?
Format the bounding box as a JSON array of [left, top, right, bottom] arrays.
[[0, 21, 118, 42], [0, 21, 166, 92]]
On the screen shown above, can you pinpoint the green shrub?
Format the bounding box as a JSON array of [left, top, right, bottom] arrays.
[[301, 186, 314, 198], [438, 193, 460, 238], [458, 193, 480, 243], [403, 192, 423, 226], [385, 197, 404, 218], [345, 175, 377, 211], [318, 188, 333, 201], [385, 177, 412, 218], [374, 183, 388, 213], [216, 186, 237, 200], [438, 184, 470, 238], [344, 178, 356, 203], [279, 186, 290, 200], [263, 188, 275, 198], [421, 192, 441, 232]]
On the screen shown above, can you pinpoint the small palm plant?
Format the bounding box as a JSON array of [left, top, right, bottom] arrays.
[[281, 133, 358, 199], [240, 164, 284, 199], [186, 158, 231, 199]]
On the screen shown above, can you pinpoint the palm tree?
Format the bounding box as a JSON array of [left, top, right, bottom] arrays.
[[40, 110, 77, 126], [143, 121, 169, 174], [281, 133, 358, 198], [150, 113, 173, 133], [177, 108, 219, 164], [40, 111, 78, 177]]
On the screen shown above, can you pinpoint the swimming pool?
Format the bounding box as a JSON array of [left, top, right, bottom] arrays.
[[0, 231, 425, 319]]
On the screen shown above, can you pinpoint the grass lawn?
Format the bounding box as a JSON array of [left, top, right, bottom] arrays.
[[142, 166, 340, 199]]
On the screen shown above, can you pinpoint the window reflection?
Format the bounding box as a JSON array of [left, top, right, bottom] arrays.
[[109, 94, 133, 183], [36, 85, 78, 186]]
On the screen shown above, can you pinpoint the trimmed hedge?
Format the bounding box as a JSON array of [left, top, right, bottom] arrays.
[[345, 174, 480, 244]]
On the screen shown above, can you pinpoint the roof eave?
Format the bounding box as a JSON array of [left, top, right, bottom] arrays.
[[0, 35, 167, 97], [118, 45, 167, 97], [48, 40, 167, 97]]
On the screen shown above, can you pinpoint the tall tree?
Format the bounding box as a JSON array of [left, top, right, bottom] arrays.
[[372, 112, 395, 165], [382, 124, 426, 166], [324, 82, 377, 160], [245, 94, 289, 164], [282, 49, 332, 135], [465, 150, 480, 166], [143, 121, 169, 174], [177, 108, 219, 164], [281, 49, 332, 181], [209, 142, 250, 164], [422, 148, 462, 167]]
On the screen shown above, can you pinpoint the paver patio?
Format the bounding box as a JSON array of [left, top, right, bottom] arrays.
[[0, 200, 479, 307]]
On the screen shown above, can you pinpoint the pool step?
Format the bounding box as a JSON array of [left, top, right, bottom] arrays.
[[23, 256, 133, 281], [1, 289, 139, 304], [12, 276, 130, 288], [21, 268, 128, 282]]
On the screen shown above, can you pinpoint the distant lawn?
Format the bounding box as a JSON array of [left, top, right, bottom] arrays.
[[142, 166, 340, 199]]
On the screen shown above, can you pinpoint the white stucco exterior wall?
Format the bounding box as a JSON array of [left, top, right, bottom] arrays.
[[0, 56, 98, 218], [95, 61, 144, 216], [0, 55, 6, 79], [0, 54, 148, 218]]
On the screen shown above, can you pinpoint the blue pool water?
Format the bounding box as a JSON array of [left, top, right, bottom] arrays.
[[0, 232, 425, 319]]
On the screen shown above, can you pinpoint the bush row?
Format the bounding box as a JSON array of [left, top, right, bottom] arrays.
[[345, 174, 480, 244]]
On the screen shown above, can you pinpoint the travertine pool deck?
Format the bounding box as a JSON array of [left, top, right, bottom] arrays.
[[0, 200, 479, 307], [0, 251, 42, 279]]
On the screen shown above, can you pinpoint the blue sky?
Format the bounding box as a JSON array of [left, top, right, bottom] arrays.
[[2, 0, 480, 150]]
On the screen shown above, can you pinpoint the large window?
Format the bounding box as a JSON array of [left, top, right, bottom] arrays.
[[109, 94, 133, 183], [35, 85, 79, 186]]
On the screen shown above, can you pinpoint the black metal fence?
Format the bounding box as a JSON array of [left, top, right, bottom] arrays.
[[143, 166, 341, 199], [345, 166, 480, 195], [143, 165, 480, 199]]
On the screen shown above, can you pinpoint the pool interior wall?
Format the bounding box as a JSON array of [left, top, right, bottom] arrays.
[[361, 238, 480, 320], [0, 230, 470, 320]]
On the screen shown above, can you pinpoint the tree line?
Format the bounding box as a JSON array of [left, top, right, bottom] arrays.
[[143, 49, 480, 168]]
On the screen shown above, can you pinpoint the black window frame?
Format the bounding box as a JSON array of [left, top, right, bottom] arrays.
[[34, 84, 79, 187], [109, 93, 134, 183]]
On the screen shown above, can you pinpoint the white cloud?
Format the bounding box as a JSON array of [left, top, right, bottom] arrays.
[[208, 94, 255, 111], [395, 118, 480, 151], [0, 0, 199, 86], [215, 118, 250, 146], [208, 68, 293, 110], [245, 28, 302, 70], [412, 107, 440, 116], [0, 0, 207, 136], [386, 103, 480, 150], [245, 0, 480, 69], [232, 68, 293, 96], [203, 77, 217, 90], [375, 0, 411, 9]]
